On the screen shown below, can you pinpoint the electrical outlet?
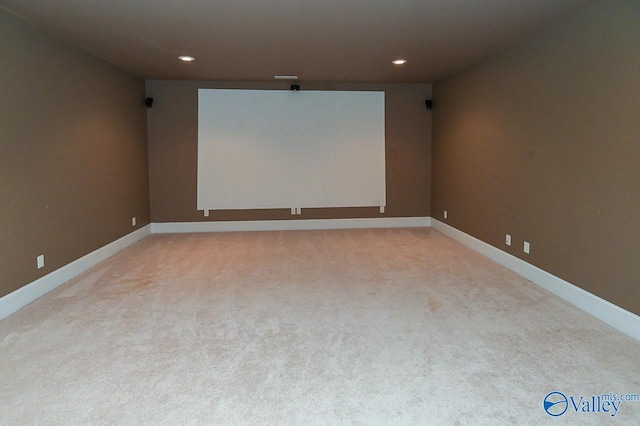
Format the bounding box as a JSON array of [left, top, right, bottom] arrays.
[[444, 210, 448, 219], [132, 217, 136, 226], [524, 241, 530, 254], [506, 234, 512, 246], [37, 255, 45, 269]]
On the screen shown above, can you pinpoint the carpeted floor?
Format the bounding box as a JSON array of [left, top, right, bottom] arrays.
[[1, 228, 639, 425]]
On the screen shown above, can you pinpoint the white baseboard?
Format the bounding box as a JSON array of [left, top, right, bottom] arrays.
[[151, 217, 431, 234], [6, 218, 637, 342], [431, 219, 640, 341], [0, 225, 151, 320]]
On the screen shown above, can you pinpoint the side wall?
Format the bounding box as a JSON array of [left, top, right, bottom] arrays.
[[146, 81, 432, 222], [0, 10, 150, 298], [432, 0, 640, 315]]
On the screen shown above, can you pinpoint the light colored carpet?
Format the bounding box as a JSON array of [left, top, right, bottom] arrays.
[[1, 228, 638, 425]]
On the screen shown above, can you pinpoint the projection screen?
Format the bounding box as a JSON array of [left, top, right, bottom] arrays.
[[197, 89, 386, 211]]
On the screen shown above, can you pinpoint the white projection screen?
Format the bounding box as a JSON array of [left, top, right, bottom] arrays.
[[197, 89, 386, 211]]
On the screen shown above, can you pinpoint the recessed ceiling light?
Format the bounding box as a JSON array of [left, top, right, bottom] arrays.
[[392, 59, 407, 65], [178, 55, 195, 62], [274, 75, 298, 80]]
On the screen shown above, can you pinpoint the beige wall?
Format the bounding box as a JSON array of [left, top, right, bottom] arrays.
[[0, 10, 150, 298], [146, 81, 432, 222], [432, 0, 640, 315]]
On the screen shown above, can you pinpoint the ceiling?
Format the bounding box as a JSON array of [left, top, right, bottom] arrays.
[[0, 0, 597, 82]]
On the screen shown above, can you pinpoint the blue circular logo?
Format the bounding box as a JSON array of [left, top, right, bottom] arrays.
[[544, 392, 568, 416]]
